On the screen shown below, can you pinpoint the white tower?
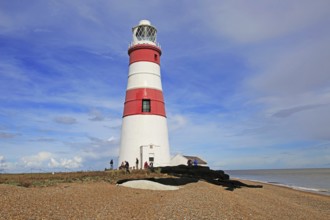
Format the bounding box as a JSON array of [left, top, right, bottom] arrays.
[[118, 20, 170, 168]]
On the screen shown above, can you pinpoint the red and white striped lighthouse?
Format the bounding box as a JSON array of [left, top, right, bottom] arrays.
[[118, 20, 170, 168]]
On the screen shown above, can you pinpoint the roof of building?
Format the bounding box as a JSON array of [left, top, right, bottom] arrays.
[[183, 155, 207, 165]]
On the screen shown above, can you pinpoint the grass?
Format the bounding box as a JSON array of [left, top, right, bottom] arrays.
[[0, 169, 168, 188]]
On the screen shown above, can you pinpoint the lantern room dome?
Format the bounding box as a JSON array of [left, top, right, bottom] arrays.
[[139, 20, 151, 25]]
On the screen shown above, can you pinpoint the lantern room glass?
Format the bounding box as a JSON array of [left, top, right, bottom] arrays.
[[135, 25, 157, 42]]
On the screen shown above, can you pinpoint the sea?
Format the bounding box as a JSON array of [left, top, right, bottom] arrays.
[[226, 168, 330, 196]]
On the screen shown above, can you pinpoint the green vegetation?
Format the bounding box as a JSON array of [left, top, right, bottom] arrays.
[[0, 169, 168, 188]]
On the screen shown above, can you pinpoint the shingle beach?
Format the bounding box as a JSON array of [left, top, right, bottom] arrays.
[[1, 179, 329, 219]]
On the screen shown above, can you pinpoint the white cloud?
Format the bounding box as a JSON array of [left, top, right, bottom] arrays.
[[48, 156, 82, 169], [248, 37, 330, 97], [107, 136, 115, 142], [168, 114, 188, 131], [243, 35, 330, 142], [21, 151, 52, 167], [79, 136, 119, 159], [49, 158, 59, 167], [0, 61, 30, 81], [213, 143, 330, 169], [201, 0, 330, 44], [0, 155, 6, 171], [0, 155, 17, 172], [54, 116, 77, 125], [0, 132, 20, 139], [20, 151, 83, 169], [272, 104, 329, 118], [88, 108, 105, 121]]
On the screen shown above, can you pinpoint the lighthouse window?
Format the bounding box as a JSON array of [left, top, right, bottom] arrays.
[[142, 99, 151, 112]]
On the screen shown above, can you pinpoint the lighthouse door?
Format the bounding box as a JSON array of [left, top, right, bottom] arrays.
[[140, 144, 159, 167]]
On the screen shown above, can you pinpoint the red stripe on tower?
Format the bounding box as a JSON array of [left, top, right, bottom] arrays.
[[123, 88, 166, 117], [128, 44, 161, 65]]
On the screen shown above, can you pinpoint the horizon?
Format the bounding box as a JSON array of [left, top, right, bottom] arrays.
[[2, 166, 330, 175], [1, 1, 330, 173]]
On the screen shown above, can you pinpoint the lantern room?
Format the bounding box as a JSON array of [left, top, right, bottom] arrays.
[[131, 20, 158, 46]]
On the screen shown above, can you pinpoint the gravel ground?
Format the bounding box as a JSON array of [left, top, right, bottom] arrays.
[[0, 180, 329, 219]]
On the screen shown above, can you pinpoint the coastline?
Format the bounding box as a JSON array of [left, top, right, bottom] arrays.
[[233, 178, 330, 197], [1, 179, 329, 219], [226, 168, 330, 197]]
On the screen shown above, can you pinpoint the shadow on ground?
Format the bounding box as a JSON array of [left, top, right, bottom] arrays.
[[117, 165, 262, 191]]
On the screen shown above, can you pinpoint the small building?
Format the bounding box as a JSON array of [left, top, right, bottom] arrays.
[[170, 154, 207, 166]]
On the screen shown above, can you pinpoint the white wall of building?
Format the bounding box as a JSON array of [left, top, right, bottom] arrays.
[[170, 154, 188, 166]]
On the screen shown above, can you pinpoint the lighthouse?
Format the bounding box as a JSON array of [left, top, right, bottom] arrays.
[[118, 20, 171, 169]]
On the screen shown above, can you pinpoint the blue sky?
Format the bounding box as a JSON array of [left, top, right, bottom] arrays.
[[1, 0, 330, 172]]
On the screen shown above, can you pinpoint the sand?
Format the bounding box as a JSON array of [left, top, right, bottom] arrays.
[[0, 179, 329, 220]]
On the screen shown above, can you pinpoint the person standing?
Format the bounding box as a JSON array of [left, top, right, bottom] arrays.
[[144, 161, 149, 169], [125, 161, 130, 174], [110, 159, 113, 170], [193, 159, 198, 167], [120, 161, 125, 169], [136, 158, 139, 170]]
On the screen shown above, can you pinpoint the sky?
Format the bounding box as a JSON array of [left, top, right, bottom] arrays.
[[1, 0, 330, 173]]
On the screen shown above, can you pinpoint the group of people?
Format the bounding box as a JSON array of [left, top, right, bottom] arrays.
[[136, 158, 154, 170], [111, 158, 198, 171], [187, 159, 198, 167], [144, 161, 153, 169], [118, 161, 131, 173], [111, 158, 198, 172], [113, 158, 153, 173]]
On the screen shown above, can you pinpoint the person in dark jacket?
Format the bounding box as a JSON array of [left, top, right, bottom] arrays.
[[136, 158, 139, 170], [125, 161, 130, 174], [110, 159, 113, 170]]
